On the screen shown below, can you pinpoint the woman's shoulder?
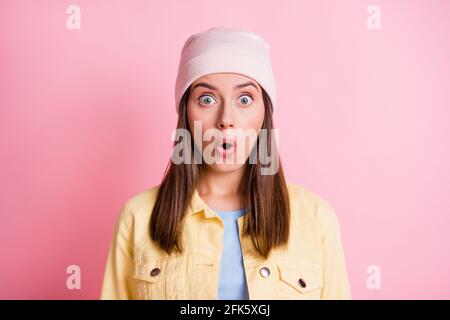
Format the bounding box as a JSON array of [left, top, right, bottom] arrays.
[[286, 182, 342, 234], [124, 184, 161, 208], [286, 181, 334, 209], [117, 184, 161, 224]]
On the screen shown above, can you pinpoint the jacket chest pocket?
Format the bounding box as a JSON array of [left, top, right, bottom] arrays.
[[133, 250, 184, 300], [276, 261, 324, 300]]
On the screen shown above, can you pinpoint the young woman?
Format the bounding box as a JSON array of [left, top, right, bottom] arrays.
[[100, 27, 351, 300]]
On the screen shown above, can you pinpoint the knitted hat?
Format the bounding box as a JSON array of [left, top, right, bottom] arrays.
[[174, 27, 276, 114]]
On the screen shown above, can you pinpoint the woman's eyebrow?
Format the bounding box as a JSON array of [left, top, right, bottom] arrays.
[[233, 82, 259, 91], [192, 82, 217, 91], [191, 81, 259, 91]]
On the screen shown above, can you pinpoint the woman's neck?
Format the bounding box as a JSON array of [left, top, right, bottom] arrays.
[[197, 166, 244, 196]]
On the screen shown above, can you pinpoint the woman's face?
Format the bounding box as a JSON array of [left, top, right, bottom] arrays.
[[187, 72, 265, 173]]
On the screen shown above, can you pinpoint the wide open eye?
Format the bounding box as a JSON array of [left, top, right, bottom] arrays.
[[199, 94, 217, 106], [239, 94, 253, 106]]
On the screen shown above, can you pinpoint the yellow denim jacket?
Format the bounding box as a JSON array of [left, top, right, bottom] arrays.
[[100, 182, 351, 300]]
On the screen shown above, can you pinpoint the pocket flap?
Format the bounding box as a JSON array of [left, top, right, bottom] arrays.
[[133, 250, 183, 283], [277, 262, 323, 293]]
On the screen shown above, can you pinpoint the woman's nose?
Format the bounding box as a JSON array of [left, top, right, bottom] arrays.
[[216, 100, 235, 129], [218, 121, 234, 129]]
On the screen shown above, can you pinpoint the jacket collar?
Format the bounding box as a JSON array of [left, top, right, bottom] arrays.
[[187, 188, 218, 218]]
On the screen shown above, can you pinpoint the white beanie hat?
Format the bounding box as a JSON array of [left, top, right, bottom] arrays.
[[174, 27, 276, 114]]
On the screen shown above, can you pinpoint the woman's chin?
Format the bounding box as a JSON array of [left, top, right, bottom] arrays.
[[205, 162, 245, 173]]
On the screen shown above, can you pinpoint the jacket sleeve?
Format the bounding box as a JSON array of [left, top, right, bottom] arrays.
[[318, 201, 352, 299], [99, 201, 137, 300]]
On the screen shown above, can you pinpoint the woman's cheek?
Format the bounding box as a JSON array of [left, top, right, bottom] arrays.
[[245, 106, 265, 156]]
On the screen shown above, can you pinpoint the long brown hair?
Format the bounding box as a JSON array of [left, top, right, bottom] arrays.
[[150, 86, 290, 259]]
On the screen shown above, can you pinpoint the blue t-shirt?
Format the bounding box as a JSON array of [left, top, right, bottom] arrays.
[[216, 208, 249, 300]]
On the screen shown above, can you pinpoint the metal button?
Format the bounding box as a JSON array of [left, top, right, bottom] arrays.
[[150, 267, 161, 277], [298, 278, 307, 288], [259, 267, 270, 278]]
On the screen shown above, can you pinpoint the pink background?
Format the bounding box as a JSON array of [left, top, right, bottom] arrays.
[[1, 0, 449, 299]]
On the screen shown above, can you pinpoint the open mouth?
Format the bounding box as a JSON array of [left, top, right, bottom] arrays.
[[215, 139, 236, 157], [222, 142, 233, 150]]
